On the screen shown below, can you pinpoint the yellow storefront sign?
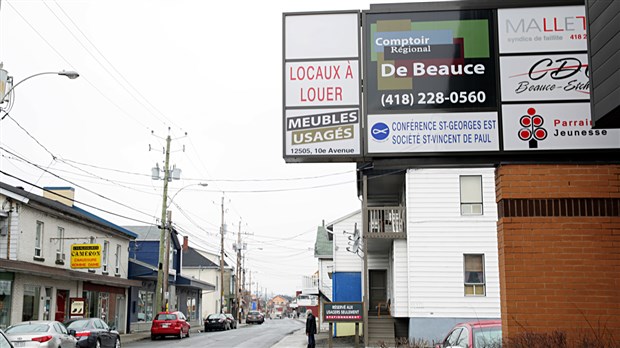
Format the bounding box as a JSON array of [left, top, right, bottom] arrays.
[[70, 244, 101, 269]]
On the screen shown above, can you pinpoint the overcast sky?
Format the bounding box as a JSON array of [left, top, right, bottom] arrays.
[[0, 0, 424, 296]]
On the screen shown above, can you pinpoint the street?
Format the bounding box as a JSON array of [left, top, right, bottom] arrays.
[[124, 318, 304, 348]]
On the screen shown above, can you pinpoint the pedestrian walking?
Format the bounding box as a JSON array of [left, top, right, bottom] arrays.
[[305, 309, 317, 348]]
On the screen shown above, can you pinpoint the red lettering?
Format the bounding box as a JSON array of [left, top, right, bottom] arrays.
[[554, 18, 564, 32], [543, 18, 552, 32]]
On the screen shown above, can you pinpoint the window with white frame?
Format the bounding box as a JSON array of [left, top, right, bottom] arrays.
[[102, 241, 109, 273], [35, 221, 44, 258], [460, 175, 483, 215], [56, 227, 65, 263], [464, 254, 485, 296], [115, 244, 121, 275]]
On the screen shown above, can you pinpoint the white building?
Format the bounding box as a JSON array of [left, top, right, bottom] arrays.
[[0, 183, 139, 332], [328, 167, 501, 345]]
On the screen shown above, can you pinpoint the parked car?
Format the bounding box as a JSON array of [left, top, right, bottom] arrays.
[[204, 314, 229, 331], [0, 329, 13, 348], [64, 318, 121, 348], [246, 311, 264, 325], [4, 321, 77, 348], [224, 314, 237, 329], [150, 311, 190, 340], [435, 320, 502, 348]]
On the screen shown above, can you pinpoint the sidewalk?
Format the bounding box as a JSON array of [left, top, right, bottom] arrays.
[[272, 329, 362, 348]]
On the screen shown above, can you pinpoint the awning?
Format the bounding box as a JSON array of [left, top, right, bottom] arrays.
[[175, 274, 215, 291], [0, 259, 141, 287], [128, 259, 175, 283]]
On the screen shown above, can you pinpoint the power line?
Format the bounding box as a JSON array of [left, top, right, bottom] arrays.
[[50, 0, 181, 130], [0, 170, 156, 225], [5, 1, 151, 130], [0, 147, 156, 220]]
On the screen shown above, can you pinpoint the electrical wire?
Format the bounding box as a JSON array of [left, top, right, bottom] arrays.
[[0, 170, 156, 225]]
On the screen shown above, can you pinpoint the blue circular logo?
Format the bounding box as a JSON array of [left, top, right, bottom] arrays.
[[371, 122, 389, 141]]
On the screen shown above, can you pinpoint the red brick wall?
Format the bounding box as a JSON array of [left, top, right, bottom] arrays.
[[496, 164, 620, 342]]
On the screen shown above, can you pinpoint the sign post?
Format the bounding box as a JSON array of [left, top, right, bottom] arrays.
[[322, 302, 364, 348]]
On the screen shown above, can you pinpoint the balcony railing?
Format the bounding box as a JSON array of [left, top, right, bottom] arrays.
[[368, 206, 406, 235]]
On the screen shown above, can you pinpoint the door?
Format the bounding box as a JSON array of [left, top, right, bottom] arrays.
[[55, 290, 69, 322], [369, 270, 387, 314]]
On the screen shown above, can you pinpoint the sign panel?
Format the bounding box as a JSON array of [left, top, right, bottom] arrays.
[[502, 103, 620, 150], [286, 108, 360, 156], [368, 112, 499, 153], [500, 54, 590, 101], [498, 6, 587, 54], [285, 60, 359, 107], [365, 10, 497, 114], [70, 244, 101, 269], [323, 302, 363, 322], [285, 13, 359, 60], [283, 12, 362, 161], [69, 298, 85, 318]]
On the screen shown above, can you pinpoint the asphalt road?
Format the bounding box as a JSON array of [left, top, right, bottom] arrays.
[[123, 317, 304, 348]]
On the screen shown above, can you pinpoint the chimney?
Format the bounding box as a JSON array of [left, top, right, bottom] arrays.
[[183, 236, 189, 251], [43, 187, 75, 207]]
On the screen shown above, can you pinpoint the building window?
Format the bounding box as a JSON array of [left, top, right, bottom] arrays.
[[137, 290, 154, 322], [102, 241, 109, 273], [186, 296, 196, 321], [460, 175, 483, 215], [115, 245, 121, 275], [56, 227, 65, 264], [464, 254, 485, 296], [22, 285, 41, 321], [35, 221, 44, 258]]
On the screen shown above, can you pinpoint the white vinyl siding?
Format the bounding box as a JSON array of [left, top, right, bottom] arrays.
[[392, 239, 408, 317], [406, 168, 500, 319]]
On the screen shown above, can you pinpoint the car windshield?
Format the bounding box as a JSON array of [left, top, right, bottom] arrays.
[[473, 326, 502, 348], [248, 311, 259, 315], [155, 313, 177, 320], [6, 324, 49, 333], [207, 314, 221, 319], [66, 320, 90, 330]]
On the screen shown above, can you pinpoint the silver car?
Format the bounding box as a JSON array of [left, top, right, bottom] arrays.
[[4, 321, 77, 348]]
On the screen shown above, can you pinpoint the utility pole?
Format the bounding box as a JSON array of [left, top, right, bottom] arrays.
[[155, 134, 172, 314], [220, 196, 225, 313], [162, 210, 172, 311], [236, 219, 242, 322]]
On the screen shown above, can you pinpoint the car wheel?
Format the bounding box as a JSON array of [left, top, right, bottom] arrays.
[[178, 328, 183, 339], [115, 337, 121, 348], [186, 328, 190, 338], [96, 339, 101, 348], [151, 334, 157, 340]]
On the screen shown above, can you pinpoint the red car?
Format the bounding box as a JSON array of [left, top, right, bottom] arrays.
[[150, 311, 190, 340], [435, 320, 502, 348]]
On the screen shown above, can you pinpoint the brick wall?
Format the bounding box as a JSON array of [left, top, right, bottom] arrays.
[[496, 164, 620, 342]]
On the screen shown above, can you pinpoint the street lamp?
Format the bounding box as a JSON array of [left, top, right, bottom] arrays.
[[155, 181, 208, 313], [1, 68, 80, 112], [167, 183, 208, 208]]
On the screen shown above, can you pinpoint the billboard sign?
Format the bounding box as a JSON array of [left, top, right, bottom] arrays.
[[367, 112, 499, 153], [283, 12, 361, 162], [500, 54, 590, 101], [70, 244, 101, 269], [497, 6, 587, 54], [365, 10, 497, 114], [502, 103, 620, 150]]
